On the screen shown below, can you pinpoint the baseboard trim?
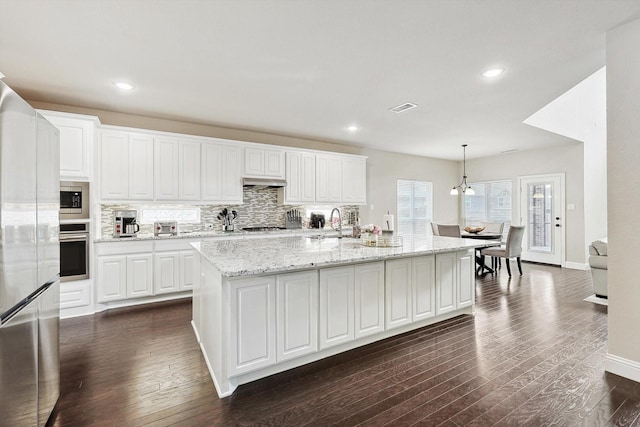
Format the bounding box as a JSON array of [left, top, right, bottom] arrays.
[[605, 353, 640, 383], [565, 262, 590, 271]]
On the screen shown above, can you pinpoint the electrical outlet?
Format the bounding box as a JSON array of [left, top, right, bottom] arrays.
[[205, 223, 214, 230]]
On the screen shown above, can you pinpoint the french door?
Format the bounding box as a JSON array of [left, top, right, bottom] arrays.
[[518, 174, 565, 266]]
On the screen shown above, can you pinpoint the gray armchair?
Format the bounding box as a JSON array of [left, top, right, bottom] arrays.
[[589, 238, 608, 298], [480, 225, 525, 276]]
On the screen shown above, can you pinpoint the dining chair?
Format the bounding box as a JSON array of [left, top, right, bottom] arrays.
[[481, 222, 504, 235], [431, 222, 440, 236], [479, 225, 525, 276], [437, 224, 461, 238]]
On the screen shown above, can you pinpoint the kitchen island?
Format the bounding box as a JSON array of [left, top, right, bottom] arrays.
[[191, 234, 498, 397]]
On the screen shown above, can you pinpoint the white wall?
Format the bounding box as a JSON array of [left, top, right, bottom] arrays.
[[606, 17, 640, 382], [464, 143, 585, 265]]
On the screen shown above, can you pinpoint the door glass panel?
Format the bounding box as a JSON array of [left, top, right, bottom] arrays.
[[527, 183, 552, 253]]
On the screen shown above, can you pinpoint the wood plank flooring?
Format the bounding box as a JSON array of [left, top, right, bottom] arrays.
[[48, 264, 640, 426]]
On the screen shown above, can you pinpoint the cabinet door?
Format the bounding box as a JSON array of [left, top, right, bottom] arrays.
[[202, 143, 223, 201], [229, 276, 277, 375], [316, 155, 342, 203], [244, 147, 265, 177], [179, 250, 197, 291], [222, 145, 243, 202], [101, 131, 129, 199], [264, 149, 285, 179], [319, 266, 354, 349], [300, 152, 316, 202], [179, 140, 201, 200], [154, 138, 180, 200], [276, 271, 318, 362], [126, 254, 153, 298], [385, 258, 412, 330], [354, 262, 385, 338], [435, 252, 457, 315], [284, 152, 302, 202], [41, 112, 95, 180], [128, 133, 154, 200], [97, 255, 126, 302], [154, 252, 180, 294], [457, 250, 474, 309], [342, 156, 367, 204], [412, 255, 435, 321]]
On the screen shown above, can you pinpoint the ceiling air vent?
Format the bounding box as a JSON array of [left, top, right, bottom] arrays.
[[389, 102, 418, 113]]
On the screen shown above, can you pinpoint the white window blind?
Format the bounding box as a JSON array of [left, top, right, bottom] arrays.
[[397, 180, 433, 236], [464, 180, 512, 235]]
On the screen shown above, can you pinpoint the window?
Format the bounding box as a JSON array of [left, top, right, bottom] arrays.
[[397, 180, 433, 236], [463, 180, 512, 236], [140, 207, 201, 224]]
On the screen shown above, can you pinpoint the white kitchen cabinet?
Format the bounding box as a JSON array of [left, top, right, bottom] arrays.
[[385, 258, 412, 330], [97, 253, 154, 302], [342, 156, 367, 204], [201, 142, 243, 203], [179, 140, 201, 200], [229, 276, 277, 376], [154, 251, 180, 294], [412, 255, 436, 321], [97, 255, 126, 302], [354, 262, 385, 338], [315, 154, 343, 203], [100, 129, 154, 200], [457, 250, 474, 309], [435, 252, 457, 315], [319, 266, 354, 349], [276, 271, 318, 362], [385, 255, 436, 329], [281, 151, 316, 204], [39, 110, 98, 181], [244, 146, 286, 179], [180, 250, 197, 291], [126, 254, 154, 298]]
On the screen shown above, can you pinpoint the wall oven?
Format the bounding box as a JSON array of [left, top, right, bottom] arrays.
[[60, 222, 90, 282], [60, 181, 89, 220]]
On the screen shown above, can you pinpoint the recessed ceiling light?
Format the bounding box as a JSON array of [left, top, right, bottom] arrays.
[[347, 124, 358, 132], [114, 81, 134, 90], [389, 102, 418, 113], [481, 68, 505, 78]]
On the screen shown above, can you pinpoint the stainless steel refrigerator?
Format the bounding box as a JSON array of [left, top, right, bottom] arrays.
[[0, 79, 61, 426]]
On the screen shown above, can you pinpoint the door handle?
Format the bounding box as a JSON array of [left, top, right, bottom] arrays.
[[555, 224, 561, 227]]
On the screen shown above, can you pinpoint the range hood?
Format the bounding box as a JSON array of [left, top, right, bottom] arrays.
[[242, 177, 287, 188]]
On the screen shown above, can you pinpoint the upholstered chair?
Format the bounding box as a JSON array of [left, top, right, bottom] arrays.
[[437, 224, 461, 238], [479, 225, 525, 276]]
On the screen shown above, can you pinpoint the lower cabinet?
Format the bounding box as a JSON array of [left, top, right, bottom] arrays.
[[97, 254, 153, 302], [154, 250, 198, 294], [385, 255, 435, 330], [319, 262, 385, 349], [435, 250, 475, 315]]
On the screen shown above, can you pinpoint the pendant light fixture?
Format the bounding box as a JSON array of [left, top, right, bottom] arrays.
[[450, 144, 475, 196]]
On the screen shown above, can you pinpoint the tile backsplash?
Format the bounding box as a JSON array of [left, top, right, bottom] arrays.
[[100, 187, 360, 237]]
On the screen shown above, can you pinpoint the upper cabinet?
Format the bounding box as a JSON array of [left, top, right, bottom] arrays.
[[244, 147, 286, 179], [342, 156, 367, 204], [202, 142, 243, 203], [39, 110, 99, 181], [315, 154, 343, 204], [280, 151, 316, 204], [154, 137, 201, 201], [100, 130, 154, 200]]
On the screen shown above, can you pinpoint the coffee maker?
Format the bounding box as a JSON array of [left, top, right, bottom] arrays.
[[310, 212, 325, 229], [113, 210, 140, 238]]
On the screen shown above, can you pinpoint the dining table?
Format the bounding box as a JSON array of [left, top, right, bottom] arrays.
[[461, 231, 503, 274]]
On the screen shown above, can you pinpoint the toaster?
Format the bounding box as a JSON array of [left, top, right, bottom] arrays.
[[154, 221, 178, 236]]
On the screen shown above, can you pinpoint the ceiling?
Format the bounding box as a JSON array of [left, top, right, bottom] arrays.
[[1, 0, 640, 160]]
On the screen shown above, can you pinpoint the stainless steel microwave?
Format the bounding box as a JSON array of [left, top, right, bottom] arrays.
[[60, 181, 89, 220]]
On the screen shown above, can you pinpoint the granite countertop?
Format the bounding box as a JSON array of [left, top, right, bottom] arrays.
[[94, 227, 347, 243], [192, 235, 499, 277]]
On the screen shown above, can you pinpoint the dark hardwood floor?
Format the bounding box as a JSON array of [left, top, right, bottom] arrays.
[[48, 264, 640, 426]]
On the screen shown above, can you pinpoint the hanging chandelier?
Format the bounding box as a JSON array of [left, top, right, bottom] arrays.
[[450, 144, 475, 196]]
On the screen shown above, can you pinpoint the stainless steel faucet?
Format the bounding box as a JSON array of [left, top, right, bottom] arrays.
[[330, 207, 343, 238]]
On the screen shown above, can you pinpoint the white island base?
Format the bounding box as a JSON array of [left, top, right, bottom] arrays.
[[191, 235, 490, 398]]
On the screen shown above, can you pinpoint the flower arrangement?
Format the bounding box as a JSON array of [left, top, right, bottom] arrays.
[[361, 224, 382, 235]]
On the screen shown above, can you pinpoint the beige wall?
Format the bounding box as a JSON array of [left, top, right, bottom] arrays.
[[606, 18, 640, 378], [465, 143, 586, 265], [29, 100, 460, 230]]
